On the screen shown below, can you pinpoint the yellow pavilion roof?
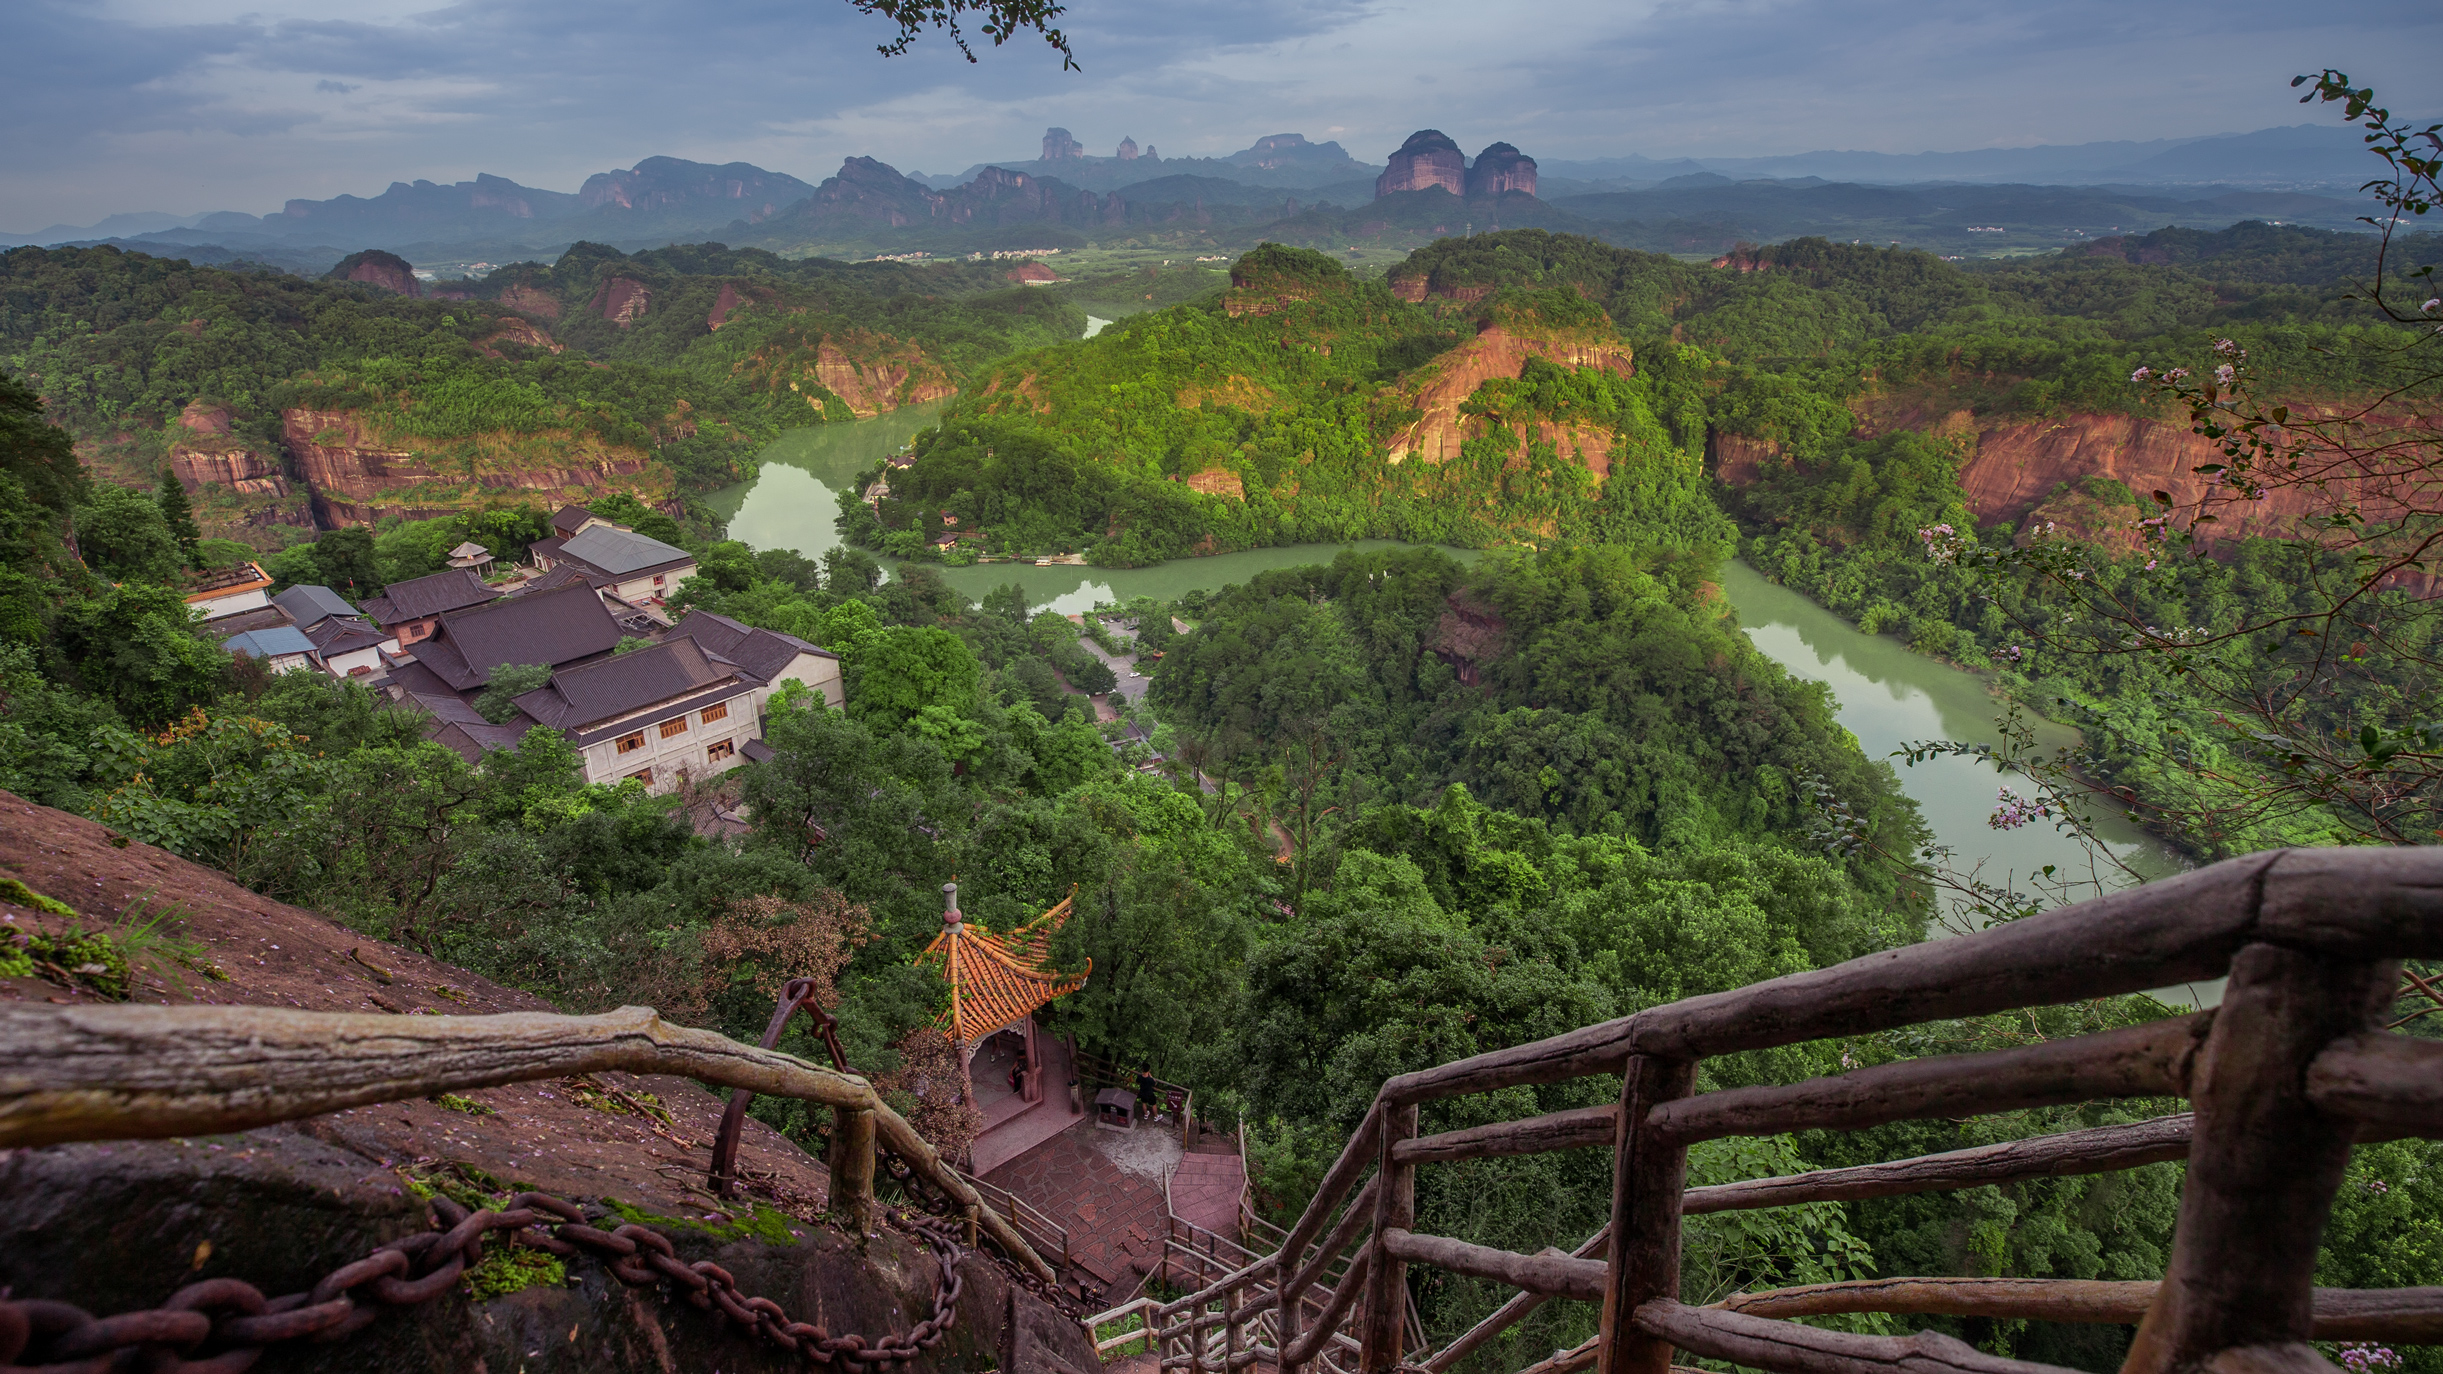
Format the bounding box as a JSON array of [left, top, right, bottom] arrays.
[[915, 886, 1090, 1044]]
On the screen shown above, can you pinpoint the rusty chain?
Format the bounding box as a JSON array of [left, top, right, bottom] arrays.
[[0, 1191, 964, 1373]]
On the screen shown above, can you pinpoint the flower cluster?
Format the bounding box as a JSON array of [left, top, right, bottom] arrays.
[[1998, 644, 2024, 663], [1918, 523, 1966, 565], [1988, 788, 2053, 831], [2338, 1344, 2401, 1373]]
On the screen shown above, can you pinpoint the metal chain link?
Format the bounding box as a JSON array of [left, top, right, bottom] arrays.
[[0, 1192, 965, 1373]]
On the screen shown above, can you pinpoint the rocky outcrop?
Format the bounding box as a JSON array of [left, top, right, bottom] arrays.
[[733, 328, 955, 420], [1117, 137, 1140, 161], [1005, 262, 1060, 284], [168, 402, 289, 496], [590, 276, 651, 327], [497, 283, 564, 321], [1465, 143, 1538, 198], [1385, 322, 1634, 470], [474, 317, 563, 356], [1041, 127, 1083, 160], [280, 408, 656, 527], [325, 250, 422, 297], [1183, 467, 1245, 499], [0, 791, 1101, 1374], [708, 282, 748, 330], [1428, 589, 1505, 685], [1377, 130, 1466, 198]]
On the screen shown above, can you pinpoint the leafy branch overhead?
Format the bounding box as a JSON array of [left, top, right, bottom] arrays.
[[852, 0, 1077, 68]]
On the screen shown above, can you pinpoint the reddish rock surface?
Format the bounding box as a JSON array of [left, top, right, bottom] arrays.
[[1182, 467, 1245, 499], [0, 791, 1098, 1374], [1005, 262, 1060, 284], [1376, 129, 1466, 198], [590, 276, 652, 327], [497, 283, 564, 321], [474, 317, 564, 356], [1386, 323, 1633, 471], [179, 401, 234, 435], [280, 408, 652, 527], [329, 250, 422, 297], [169, 401, 288, 495], [1465, 142, 1538, 198], [707, 281, 748, 330]]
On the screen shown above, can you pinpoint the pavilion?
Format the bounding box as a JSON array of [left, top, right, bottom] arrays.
[[914, 883, 1092, 1172]]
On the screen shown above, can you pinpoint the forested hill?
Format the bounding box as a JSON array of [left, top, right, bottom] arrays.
[[0, 241, 1081, 543]]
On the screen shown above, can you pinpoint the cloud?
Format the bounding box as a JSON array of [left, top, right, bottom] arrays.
[[2, 0, 2435, 229]]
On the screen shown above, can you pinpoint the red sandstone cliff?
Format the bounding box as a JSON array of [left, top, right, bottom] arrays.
[[325, 250, 421, 298], [1377, 130, 1466, 198], [280, 409, 659, 527], [729, 326, 954, 420], [1387, 322, 1633, 473], [495, 283, 563, 321], [589, 276, 652, 327], [1465, 143, 1537, 199], [167, 403, 288, 497]]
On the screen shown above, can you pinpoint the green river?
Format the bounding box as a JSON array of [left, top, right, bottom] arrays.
[[708, 414, 2195, 980]]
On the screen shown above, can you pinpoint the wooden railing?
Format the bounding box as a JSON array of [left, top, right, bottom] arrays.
[[0, 1002, 1057, 1283], [1077, 1048, 1201, 1148], [1133, 846, 2443, 1374], [964, 1166, 1076, 1286]]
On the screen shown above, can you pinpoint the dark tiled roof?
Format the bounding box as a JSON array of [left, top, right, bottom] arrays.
[[517, 562, 615, 595], [365, 569, 496, 625], [558, 525, 694, 578], [271, 584, 359, 629], [549, 504, 597, 537], [740, 738, 777, 764], [303, 616, 387, 656], [407, 582, 623, 690], [667, 610, 836, 684], [512, 637, 736, 733], [528, 535, 568, 566]]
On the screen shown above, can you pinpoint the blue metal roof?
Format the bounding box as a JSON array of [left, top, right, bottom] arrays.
[[223, 626, 318, 660]]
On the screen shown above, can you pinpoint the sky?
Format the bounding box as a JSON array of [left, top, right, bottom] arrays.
[[6, 0, 2438, 228]]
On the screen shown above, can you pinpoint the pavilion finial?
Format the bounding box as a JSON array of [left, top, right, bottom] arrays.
[[943, 881, 962, 930]]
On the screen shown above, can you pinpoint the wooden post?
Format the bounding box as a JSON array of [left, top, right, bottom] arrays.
[[1360, 1101, 1419, 1374], [1227, 1282, 1246, 1373], [1597, 1054, 1696, 1374], [829, 1105, 878, 1233], [2122, 944, 2394, 1374]]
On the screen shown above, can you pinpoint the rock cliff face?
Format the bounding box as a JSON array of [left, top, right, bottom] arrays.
[[168, 402, 288, 497], [473, 318, 563, 356], [325, 249, 423, 298], [732, 328, 955, 420], [1464, 143, 1537, 198], [1376, 130, 1466, 198], [1386, 321, 1633, 472], [590, 276, 652, 327], [281, 409, 659, 527], [496, 283, 564, 321], [1041, 127, 1083, 160], [0, 791, 1100, 1374]]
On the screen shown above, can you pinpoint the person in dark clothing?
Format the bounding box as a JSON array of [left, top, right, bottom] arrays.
[[1135, 1067, 1159, 1119]]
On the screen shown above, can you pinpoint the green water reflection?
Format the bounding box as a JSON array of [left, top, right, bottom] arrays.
[[710, 419, 2193, 978]]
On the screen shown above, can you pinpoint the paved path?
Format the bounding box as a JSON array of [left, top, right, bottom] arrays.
[[1169, 1149, 1246, 1241], [985, 1116, 1179, 1303]]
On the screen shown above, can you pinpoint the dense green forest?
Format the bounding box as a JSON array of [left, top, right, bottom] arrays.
[[7, 138, 2442, 1371], [0, 240, 1085, 536]]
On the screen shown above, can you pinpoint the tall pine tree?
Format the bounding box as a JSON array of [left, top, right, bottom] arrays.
[[155, 465, 201, 566]]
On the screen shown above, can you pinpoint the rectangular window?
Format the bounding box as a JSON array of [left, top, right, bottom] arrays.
[[615, 732, 646, 754], [659, 717, 689, 739], [706, 739, 735, 763], [627, 768, 653, 786], [701, 702, 729, 724]]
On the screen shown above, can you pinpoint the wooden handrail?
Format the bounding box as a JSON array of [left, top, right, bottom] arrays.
[[1680, 1114, 2194, 1213], [0, 1003, 1055, 1281], [1710, 1277, 2443, 1340], [1135, 850, 2443, 1374], [1645, 1012, 2209, 1147]]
